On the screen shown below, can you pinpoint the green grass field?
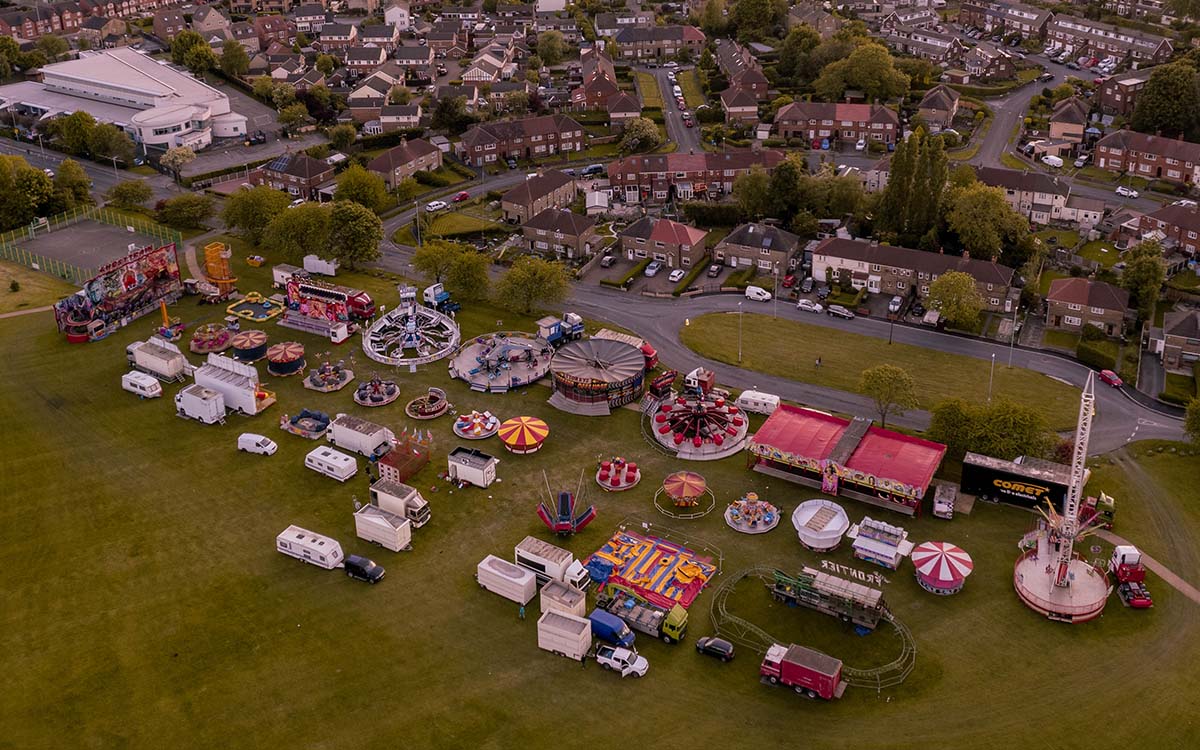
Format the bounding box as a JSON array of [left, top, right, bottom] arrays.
[[0, 259, 77, 314], [1034, 228, 1079, 250], [1078, 240, 1120, 268], [393, 210, 507, 245], [1041, 329, 1080, 351], [680, 312, 1082, 429], [677, 69, 705, 109], [2, 254, 1199, 748], [635, 71, 663, 108]]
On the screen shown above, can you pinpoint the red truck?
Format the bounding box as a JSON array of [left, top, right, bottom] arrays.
[[760, 643, 847, 700]]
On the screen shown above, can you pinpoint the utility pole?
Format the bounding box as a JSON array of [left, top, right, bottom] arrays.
[[111, 155, 120, 178], [772, 261, 779, 319], [1007, 306, 1018, 367], [414, 200, 421, 247], [737, 301, 743, 364]]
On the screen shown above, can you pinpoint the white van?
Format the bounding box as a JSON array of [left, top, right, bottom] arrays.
[[238, 433, 278, 455], [1041, 154, 1063, 168], [745, 285, 772, 302], [305, 446, 358, 482], [121, 371, 163, 399], [734, 390, 780, 415]]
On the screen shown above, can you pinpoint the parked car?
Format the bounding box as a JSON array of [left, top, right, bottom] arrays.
[[1066, 61, 1080, 70], [344, 554, 386, 584], [1074, 154, 1089, 168], [911, 301, 926, 317], [1115, 185, 1139, 199], [1038, 72, 1055, 82], [237, 433, 278, 455], [425, 200, 447, 212], [452, 191, 470, 202], [800, 277, 814, 294], [644, 260, 664, 277], [888, 295, 904, 314], [782, 274, 796, 288], [506, 158, 518, 169], [815, 285, 831, 300], [695, 636, 735, 662], [600, 255, 617, 268], [855, 138, 866, 151], [745, 285, 772, 302], [707, 263, 722, 278], [1098, 369, 1123, 388], [288, 198, 306, 208], [668, 269, 686, 282], [595, 645, 648, 677], [796, 299, 823, 314], [827, 305, 855, 320]]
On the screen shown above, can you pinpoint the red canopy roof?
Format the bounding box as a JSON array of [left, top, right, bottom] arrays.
[[749, 405, 845, 462]]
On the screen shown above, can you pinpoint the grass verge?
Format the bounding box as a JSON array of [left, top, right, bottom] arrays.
[[0, 259, 78, 314]]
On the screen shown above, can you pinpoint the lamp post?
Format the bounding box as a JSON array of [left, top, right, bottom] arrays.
[[987, 352, 996, 403], [110, 155, 120, 179], [772, 261, 779, 319], [414, 200, 421, 247], [738, 301, 743, 364], [1008, 305, 1018, 367]]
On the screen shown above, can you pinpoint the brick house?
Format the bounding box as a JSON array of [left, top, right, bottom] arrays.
[[617, 216, 709, 269], [720, 88, 760, 125], [774, 102, 899, 145], [360, 23, 399, 52], [500, 170, 577, 223], [959, 2, 1051, 40], [963, 42, 1016, 81], [458, 115, 586, 167], [570, 48, 620, 110], [1095, 130, 1200, 185], [812, 238, 1017, 313], [346, 45, 388, 76], [1160, 310, 1200, 371], [917, 85, 960, 132], [1097, 68, 1154, 117], [379, 104, 421, 132], [885, 27, 966, 64], [714, 223, 801, 272], [152, 9, 186, 40], [607, 150, 786, 204], [1136, 203, 1200, 256], [522, 208, 600, 259], [347, 73, 395, 122], [191, 5, 230, 37], [256, 15, 296, 48], [715, 39, 769, 101], [367, 138, 442, 188], [594, 10, 655, 38], [293, 4, 328, 35], [1049, 97, 1090, 144], [258, 153, 335, 200], [613, 25, 705, 61], [79, 15, 127, 47], [1045, 277, 1129, 336], [607, 92, 641, 131], [973, 166, 1070, 226], [1046, 16, 1173, 65], [788, 3, 842, 39], [317, 22, 357, 51]]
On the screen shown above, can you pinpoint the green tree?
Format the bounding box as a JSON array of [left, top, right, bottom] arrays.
[[278, 102, 309, 129], [700, 0, 728, 36], [160, 146, 196, 183], [334, 164, 391, 213], [53, 111, 97, 155], [252, 76, 277, 99], [446, 250, 492, 302], [859, 364, 919, 429], [495, 256, 571, 313], [0, 156, 53, 230], [220, 39, 250, 77], [777, 24, 820, 81], [733, 0, 774, 43], [908, 132, 947, 240], [768, 156, 805, 219], [328, 200, 383, 268], [328, 123, 358, 151], [431, 96, 474, 134], [1131, 62, 1200, 139], [315, 53, 338, 76], [945, 182, 1026, 261], [412, 240, 465, 283], [53, 159, 93, 208], [894, 57, 935, 87], [505, 90, 530, 116], [16, 50, 48, 71], [733, 165, 771, 220], [87, 123, 136, 165], [171, 30, 206, 65], [184, 43, 217, 77], [271, 83, 297, 110], [1185, 398, 1200, 443], [106, 180, 153, 210], [619, 117, 662, 153], [813, 43, 909, 103], [223, 186, 291, 245], [156, 193, 214, 229], [537, 30, 567, 66], [1121, 240, 1165, 320], [35, 35, 69, 62], [927, 270, 985, 330], [263, 203, 332, 263], [929, 398, 1055, 461]]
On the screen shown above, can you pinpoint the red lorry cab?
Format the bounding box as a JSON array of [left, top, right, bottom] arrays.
[[760, 643, 846, 700], [640, 342, 659, 371]]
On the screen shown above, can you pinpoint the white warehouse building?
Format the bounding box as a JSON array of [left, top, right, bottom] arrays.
[[0, 48, 247, 150]]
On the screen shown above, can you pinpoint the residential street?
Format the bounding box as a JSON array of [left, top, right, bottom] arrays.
[[648, 65, 703, 154], [0, 139, 177, 203]]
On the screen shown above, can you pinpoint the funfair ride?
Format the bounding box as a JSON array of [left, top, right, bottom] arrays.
[[363, 285, 461, 368]]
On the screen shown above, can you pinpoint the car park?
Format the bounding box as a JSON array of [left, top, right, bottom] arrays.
[[237, 433, 278, 455], [1115, 185, 1139, 199], [1098, 369, 1123, 388], [668, 269, 686, 282], [707, 263, 722, 278], [644, 260, 664, 277], [425, 200, 447, 212], [796, 299, 823, 314], [695, 636, 735, 662], [344, 554, 386, 584], [827, 305, 855, 320]]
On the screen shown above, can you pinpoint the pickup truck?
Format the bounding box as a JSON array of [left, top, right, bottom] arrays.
[[595, 646, 648, 678]]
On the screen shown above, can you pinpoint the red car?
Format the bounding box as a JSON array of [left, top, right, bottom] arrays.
[[452, 191, 470, 202], [1098, 369, 1123, 388], [684, 118, 694, 128], [782, 274, 796, 288]]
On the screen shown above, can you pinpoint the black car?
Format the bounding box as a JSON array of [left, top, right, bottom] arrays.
[[707, 263, 722, 278], [815, 285, 831, 300], [800, 277, 814, 294], [911, 301, 926, 317], [695, 636, 735, 662], [345, 555, 385, 584]]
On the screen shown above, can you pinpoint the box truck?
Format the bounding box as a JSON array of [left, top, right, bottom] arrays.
[[540, 579, 587, 618], [175, 384, 226, 424], [760, 643, 847, 700], [305, 446, 358, 482], [537, 610, 592, 661], [303, 255, 339, 276], [272, 264, 305, 288], [328, 414, 395, 458], [276, 525, 345, 570], [127, 337, 191, 381], [596, 591, 688, 643], [514, 536, 591, 589], [369, 478, 431, 528], [587, 609, 635, 648], [122, 371, 163, 399], [354, 503, 412, 552], [476, 554, 537, 604]]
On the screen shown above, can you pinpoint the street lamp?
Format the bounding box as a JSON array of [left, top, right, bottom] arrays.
[[987, 352, 996, 403], [738, 301, 743, 364], [110, 155, 120, 179], [1007, 305, 1019, 367], [772, 261, 779, 319]]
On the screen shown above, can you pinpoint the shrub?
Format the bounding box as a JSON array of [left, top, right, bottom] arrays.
[[672, 259, 710, 295], [1076, 339, 1117, 371], [682, 201, 743, 226], [1080, 324, 1107, 342], [9, 279, 19, 293], [415, 169, 455, 187]]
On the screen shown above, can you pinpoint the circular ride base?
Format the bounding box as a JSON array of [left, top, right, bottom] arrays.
[[189, 324, 231, 355], [917, 577, 964, 596], [362, 304, 461, 369], [448, 332, 552, 393], [304, 368, 355, 393], [653, 487, 716, 519], [453, 411, 500, 439], [1013, 548, 1110, 623], [354, 379, 400, 408], [405, 395, 451, 420], [596, 470, 641, 492], [226, 293, 285, 322], [268, 358, 306, 377], [790, 499, 850, 552], [724, 506, 781, 535]]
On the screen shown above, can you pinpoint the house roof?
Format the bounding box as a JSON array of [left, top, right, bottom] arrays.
[[607, 149, 786, 177], [1145, 203, 1200, 232], [720, 87, 758, 109], [380, 104, 420, 117], [919, 84, 960, 112], [1050, 97, 1089, 126], [974, 166, 1068, 197], [1046, 277, 1130, 311], [501, 170, 575, 207], [717, 223, 800, 255], [523, 207, 596, 235], [1163, 310, 1200, 340], [462, 114, 582, 149], [367, 138, 440, 173], [266, 153, 332, 180], [607, 92, 640, 114], [619, 216, 707, 247], [614, 24, 705, 44], [776, 101, 899, 126], [814, 238, 1015, 287], [1097, 130, 1200, 164]]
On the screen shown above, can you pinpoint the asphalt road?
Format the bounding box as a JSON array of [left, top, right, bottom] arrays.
[[0, 140, 177, 203], [649, 65, 703, 154]]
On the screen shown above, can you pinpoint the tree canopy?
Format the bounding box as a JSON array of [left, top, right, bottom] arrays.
[[859, 364, 919, 429], [620, 117, 662, 153], [1131, 62, 1200, 140], [813, 43, 909, 103], [927, 271, 985, 330], [328, 201, 383, 268], [156, 194, 213, 230], [413, 240, 469, 283], [334, 164, 391, 213], [220, 39, 250, 78], [0, 155, 54, 230], [929, 398, 1056, 461], [1120, 240, 1165, 320], [106, 180, 153, 210], [263, 203, 332, 263], [495, 256, 571, 313], [223, 187, 291, 245], [537, 31, 567, 66]]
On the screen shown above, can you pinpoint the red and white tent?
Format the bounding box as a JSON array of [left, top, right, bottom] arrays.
[[911, 541, 974, 588]]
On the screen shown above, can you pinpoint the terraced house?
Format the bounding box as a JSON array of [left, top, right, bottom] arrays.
[[1095, 130, 1200, 184], [613, 25, 705, 60], [958, 2, 1051, 39], [1045, 15, 1172, 64], [522, 209, 600, 260], [774, 102, 899, 146], [1044, 278, 1129, 336], [606, 150, 786, 204], [457, 114, 585, 166]]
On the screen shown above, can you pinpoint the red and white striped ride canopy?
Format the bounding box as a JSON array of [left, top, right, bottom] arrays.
[[911, 541, 974, 585]]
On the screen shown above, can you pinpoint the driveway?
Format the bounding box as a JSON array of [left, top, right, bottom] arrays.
[[1137, 351, 1165, 399]]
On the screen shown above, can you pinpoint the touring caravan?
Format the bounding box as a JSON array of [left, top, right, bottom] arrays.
[[476, 554, 537, 604], [275, 525, 344, 570], [734, 390, 780, 415], [305, 447, 358, 482], [122, 371, 163, 399]]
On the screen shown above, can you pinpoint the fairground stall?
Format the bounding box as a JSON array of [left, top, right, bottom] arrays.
[[748, 405, 946, 516], [54, 243, 183, 342], [548, 338, 646, 416]]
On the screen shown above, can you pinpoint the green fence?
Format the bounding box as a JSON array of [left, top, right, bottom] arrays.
[[0, 244, 93, 285]]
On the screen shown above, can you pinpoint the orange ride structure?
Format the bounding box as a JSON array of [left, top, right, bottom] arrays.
[[586, 529, 718, 610], [203, 241, 237, 295]]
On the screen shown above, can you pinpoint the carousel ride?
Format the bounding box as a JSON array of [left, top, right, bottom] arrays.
[[230, 330, 269, 362], [595, 456, 641, 492], [304, 353, 355, 393], [363, 285, 461, 368], [453, 410, 500, 439], [912, 541, 974, 596], [653, 471, 716, 519], [405, 387, 451, 419], [498, 415, 550, 454], [649, 368, 749, 461], [279, 409, 332, 440], [448, 330, 552, 393], [266, 341, 306, 377], [188, 322, 231, 354], [724, 492, 780, 534], [354, 374, 400, 407]]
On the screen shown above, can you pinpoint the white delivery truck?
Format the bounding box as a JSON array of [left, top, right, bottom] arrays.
[[515, 536, 591, 589], [276, 525, 344, 569], [305, 446, 358, 482], [540, 579, 588, 618], [354, 503, 413, 552], [734, 390, 780, 415], [328, 414, 395, 458], [127, 337, 191, 381], [175, 384, 226, 424], [272, 264, 304, 288], [537, 610, 593, 661], [303, 255, 339, 276], [476, 554, 537, 604], [122, 371, 163, 399], [369, 478, 431, 528]]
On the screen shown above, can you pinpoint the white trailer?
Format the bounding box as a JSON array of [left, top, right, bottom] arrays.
[[127, 337, 191, 381], [476, 554, 537, 604], [122, 371, 163, 399], [540, 579, 588, 618], [328, 414, 395, 457], [369, 478, 431, 528], [537, 610, 592, 660], [276, 525, 344, 569], [174, 384, 226, 424], [193, 353, 275, 415], [354, 503, 412, 552], [515, 535, 591, 589], [272, 264, 304, 288], [734, 390, 780, 415], [305, 446, 358, 482], [303, 255, 339, 276], [448, 447, 499, 488]]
